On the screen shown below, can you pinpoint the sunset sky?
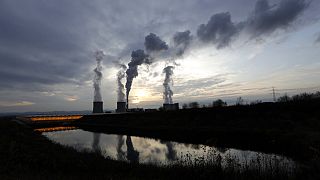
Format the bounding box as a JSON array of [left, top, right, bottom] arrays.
[[1, 0, 320, 112]]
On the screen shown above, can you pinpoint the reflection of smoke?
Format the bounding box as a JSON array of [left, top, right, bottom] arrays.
[[125, 50, 148, 109], [116, 63, 127, 102], [92, 133, 101, 153], [93, 50, 105, 102], [161, 140, 177, 161], [116, 135, 126, 160], [126, 136, 139, 163], [163, 66, 174, 104]]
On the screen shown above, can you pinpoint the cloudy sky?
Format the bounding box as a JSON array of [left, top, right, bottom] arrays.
[[0, 0, 320, 112]]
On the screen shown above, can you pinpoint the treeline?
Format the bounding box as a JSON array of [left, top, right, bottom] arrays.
[[181, 91, 320, 109], [277, 91, 320, 102]]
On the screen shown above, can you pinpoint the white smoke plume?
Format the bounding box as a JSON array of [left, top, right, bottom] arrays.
[[116, 63, 127, 102], [93, 50, 105, 102], [163, 66, 174, 104]]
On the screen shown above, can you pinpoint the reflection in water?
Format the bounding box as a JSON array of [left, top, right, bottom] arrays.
[[126, 136, 139, 163], [42, 129, 297, 173], [116, 135, 126, 160], [160, 140, 177, 161], [34, 126, 76, 132], [92, 133, 101, 153]]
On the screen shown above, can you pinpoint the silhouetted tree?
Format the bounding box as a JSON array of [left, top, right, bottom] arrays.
[[277, 94, 291, 102], [189, 102, 199, 108], [182, 103, 188, 109], [236, 97, 244, 106], [292, 92, 313, 101], [250, 100, 262, 105], [212, 99, 227, 107]]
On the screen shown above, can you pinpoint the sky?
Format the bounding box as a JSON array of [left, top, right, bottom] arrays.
[[0, 0, 320, 112]]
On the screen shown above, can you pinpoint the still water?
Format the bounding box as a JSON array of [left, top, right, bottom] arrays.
[[41, 128, 296, 172]]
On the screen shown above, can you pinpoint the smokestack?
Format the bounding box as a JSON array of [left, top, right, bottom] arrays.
[[93, 101, 103, 113], [116, 101, 126, 113]]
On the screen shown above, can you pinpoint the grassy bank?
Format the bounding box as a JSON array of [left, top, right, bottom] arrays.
[[0, 117, 314, 179]]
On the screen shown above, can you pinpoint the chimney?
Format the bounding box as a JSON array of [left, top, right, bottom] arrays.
[[93, 101, 103, 113], [116, 102, 126, 113]]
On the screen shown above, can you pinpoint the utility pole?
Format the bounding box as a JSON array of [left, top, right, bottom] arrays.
[[272, 87, 276, 102]]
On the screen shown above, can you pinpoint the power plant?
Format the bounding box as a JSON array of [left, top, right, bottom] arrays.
[[93, 101, 103, 113], [163, 103, 179, 111], [116, 102, 126, 113]]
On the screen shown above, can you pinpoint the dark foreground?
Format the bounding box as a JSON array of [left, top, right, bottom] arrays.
[[1, 99, 320, 179]]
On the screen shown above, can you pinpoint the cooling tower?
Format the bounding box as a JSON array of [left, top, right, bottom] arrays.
[[163, 103, 179, 111], [116, 102, 126, 113], [93, 101, 103, 113]]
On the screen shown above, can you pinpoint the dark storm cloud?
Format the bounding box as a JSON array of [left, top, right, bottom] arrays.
[[245, 0, 308, 37], [197, 12, 239, 49], [144, 33, 169, 53]]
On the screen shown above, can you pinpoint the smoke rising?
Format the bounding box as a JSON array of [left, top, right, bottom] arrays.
[[116, 63, 127, 102], [125, 49, 149, 107], [246, 0, 308, 37], [196, 0, 308, 48], [145, 33, 169, 53], [173, 30, 193, 57], [163, 66, 174, 104], [93, 50, 105, 102], [197, 12, 238, 49]]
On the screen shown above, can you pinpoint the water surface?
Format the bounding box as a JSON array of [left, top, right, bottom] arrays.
[[42, 128, 296, 172]]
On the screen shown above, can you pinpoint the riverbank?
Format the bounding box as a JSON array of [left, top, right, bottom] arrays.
[[0, 116, 315, 179], [74, 99, 320, 162]]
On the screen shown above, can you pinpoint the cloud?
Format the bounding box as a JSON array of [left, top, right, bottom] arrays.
[[64, 95, 79, 101], [0, 101, 35, 107]]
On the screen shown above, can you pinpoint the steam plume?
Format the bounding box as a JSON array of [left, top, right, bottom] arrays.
[[196, 0, 308, 48], [163, 66, 174, 104], [93, 50, 105, 102], [116, 63, 127, 102], [145, 33, 169, 53], [245, 0, 308, 37], [173, 30, 193, 57], [125, 49, 148, 108], [197, 12, 238, 49]]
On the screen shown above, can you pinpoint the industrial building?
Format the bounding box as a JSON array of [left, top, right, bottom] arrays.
[[92, 101, 103, 113], [163, 103, 179, 111], [116, 102, 126, 113]]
